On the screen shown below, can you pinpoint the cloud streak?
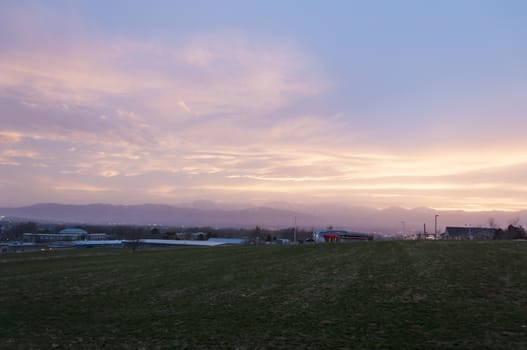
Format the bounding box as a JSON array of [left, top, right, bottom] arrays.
[[1, 2, 526, 212]]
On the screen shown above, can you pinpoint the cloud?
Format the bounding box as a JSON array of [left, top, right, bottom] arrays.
[[52, 183, 115, 193], [1, 3, 526, 211], [2, 149, 39, 159], [178, 100, 192, 113], [0, 23, 325, 121], [0, 131, 23, 145], [0, 14, 329, 182]]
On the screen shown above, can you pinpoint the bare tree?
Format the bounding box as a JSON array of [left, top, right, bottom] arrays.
[[509, 217, 521, 227], [488, 217, 498, 229]]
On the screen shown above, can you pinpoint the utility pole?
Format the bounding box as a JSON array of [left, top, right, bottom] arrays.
[[293, 216, 297, 243], [435, 214, 439, 240]]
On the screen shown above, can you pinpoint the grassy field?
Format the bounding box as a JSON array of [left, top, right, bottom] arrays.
[[1, 241, 527, 349]]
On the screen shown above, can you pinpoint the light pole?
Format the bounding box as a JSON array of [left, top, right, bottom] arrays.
[[293, 216, 297, 243], [401, 221, 406, 238], [435, 214, 439, 240]]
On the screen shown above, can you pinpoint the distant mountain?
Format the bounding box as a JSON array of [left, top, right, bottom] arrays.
[[0, 203, 525, 234], [0, 203, 322, 228]]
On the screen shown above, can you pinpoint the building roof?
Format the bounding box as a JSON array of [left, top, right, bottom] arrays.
[[208, 238, 245, 244], [316, 229, 372, 240], [316, 229, 370, 236], [126, 239, 224, 247], [444, 226, 497, 236], [59, 228, 88, 235]]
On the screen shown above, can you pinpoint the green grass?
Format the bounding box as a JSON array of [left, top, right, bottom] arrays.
[[1, 241, 527, 349]]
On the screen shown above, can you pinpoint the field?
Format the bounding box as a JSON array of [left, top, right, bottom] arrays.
[[1, 241, 527, 349]]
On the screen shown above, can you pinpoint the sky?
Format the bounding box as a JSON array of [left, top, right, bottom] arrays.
[[1, 0, 527, 211]]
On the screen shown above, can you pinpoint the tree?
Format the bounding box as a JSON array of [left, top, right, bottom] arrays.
[[127, 230, 142, 253], [507, 225, 526, 240], [205, 232, 216, 240], [488, 218, 498, 228], [495, 225, 526, 240], [4, 222, 38, 241], [493, 228, 505, 240]]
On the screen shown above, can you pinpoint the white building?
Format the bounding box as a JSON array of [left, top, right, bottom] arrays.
[[24, 228, 108, 243]]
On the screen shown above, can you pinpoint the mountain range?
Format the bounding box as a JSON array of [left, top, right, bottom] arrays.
[[1, 202, 526, 234]]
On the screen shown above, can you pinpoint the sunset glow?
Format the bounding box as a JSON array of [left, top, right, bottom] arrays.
[[1, 1, 527, 211]]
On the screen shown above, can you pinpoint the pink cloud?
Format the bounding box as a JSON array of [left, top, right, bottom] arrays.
[[1, 5, 526, 211]]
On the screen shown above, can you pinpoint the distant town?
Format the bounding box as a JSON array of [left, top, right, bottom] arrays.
[[1, 213, 525, 254]]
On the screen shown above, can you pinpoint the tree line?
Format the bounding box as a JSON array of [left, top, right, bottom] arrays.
[[493, 225, 526, 240], [0, 221, 314, 242]]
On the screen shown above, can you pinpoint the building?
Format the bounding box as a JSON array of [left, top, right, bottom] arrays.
[[122, 239, 225, 248], [313, 229, 373, 242], [0, 242, 40, 253], [207, 238, 246, 245], [442, 226, 497, 240], [23, 228, 108, 243]]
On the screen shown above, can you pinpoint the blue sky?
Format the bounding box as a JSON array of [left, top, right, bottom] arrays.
[[1, 1, 527, 210]]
